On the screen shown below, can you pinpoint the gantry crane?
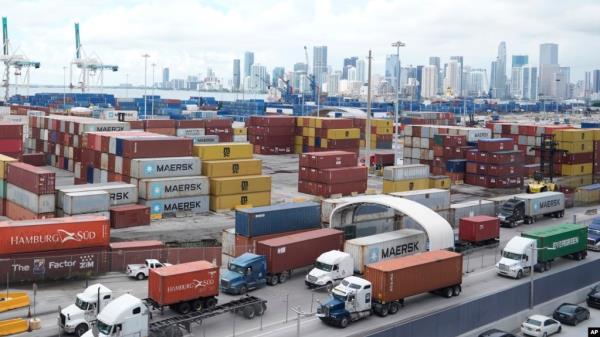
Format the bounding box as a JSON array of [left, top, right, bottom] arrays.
[[1, 17, 41, 102], [70, 22, 118, 92]]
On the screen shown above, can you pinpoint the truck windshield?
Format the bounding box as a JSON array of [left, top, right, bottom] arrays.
[[75, 297, 91, 310], [589, 227, 600, 235], [228, 263, 245, 274], [332, 292, 347, 302], [502, 251, 522, 260], [314, 261, 333, 272], [500, 206, 513, 215], [96, 320, 112, 335]]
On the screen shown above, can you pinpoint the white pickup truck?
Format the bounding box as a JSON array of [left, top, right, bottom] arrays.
[[126, 259, 171, 280]]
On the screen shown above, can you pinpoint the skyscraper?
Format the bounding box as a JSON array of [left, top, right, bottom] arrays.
[[356, 59, 365, 83], [593, 70, 600, 93], [510, 67, 523, 98], [584, 71, 592, 97], [429, 57, 442, 95], [250, 63, 267, 92], [539, 43, 559, 66], [232, 59, 240, 91], [385, 54, 400, 90], [162, 68, 170, 88], [443, 61, 460, 96], [522, 67, 531, 100], [539, 43, 559, 99], [272, 67, 285, 87], [313, 46, 328, 87], [342, 57, 358, 80], [293, 63, 308, 94], [466, 69, 488, 97], [450, 56, 463, 96], [492, 42, 507, 98], [530, 67, 538, 100], [416, 65, 424, 99], [511, 55, 529, 68], [244, 52, 254, 78], [327, 72, 340, 96], [421, 65, 438, 98]]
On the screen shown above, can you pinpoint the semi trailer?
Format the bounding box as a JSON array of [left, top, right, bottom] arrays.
[[498, 192, 565, 227]]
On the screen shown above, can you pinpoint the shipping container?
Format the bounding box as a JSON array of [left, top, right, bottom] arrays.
[[299, 151, 357, 169], [202, 159, 262, 178], [142, 196, 209, 216], [109, 204, 151, 229], [344, 229, 426, 274], [63, 191, 110, 215], [0, 215, 110, 255], [222, 228, 236, 256], [458, 216, 500, 243], [321, 198, 349, 223], [522, 224, 587, 262], [210, 192, 271, 211], [6, 162, 55, 195], [138, 176, 209, 200], [210, 175, 271, 195], [383, 165, 430, 181], [5, 183, 55, 214], [309, 166, 367, 184], [235, 202, 321, 237], [448, 200, 495, 227], [0, 154, 18, 180], [389, 188, 450, 211], [382, 178, 430, 194], [120, 137, 192, 158], [57, 183, 138, 208], [129, 157, 202, 179], [192, 143, 253, 160], [364, 250, 463, 303], [511, 192, 565, 217], [256, 228, 344, 274], [109, 240, 165, 272], [148, 261, 219, 306]]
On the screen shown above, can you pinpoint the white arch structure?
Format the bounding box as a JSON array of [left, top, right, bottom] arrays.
[[329, 194, 454, 249]]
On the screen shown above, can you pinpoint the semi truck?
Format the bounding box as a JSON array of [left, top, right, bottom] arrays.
[[497, 191, 565, 227], [587, 217, 600, 251], [220, 228, 344, 294], [59, 284, 113, 336], [496, 223, 587, 279], [317, 250, 463, 328]]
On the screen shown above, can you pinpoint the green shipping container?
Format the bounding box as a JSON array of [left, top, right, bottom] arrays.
[[0, 179, 6, 199], [522, 224, 587, 262]]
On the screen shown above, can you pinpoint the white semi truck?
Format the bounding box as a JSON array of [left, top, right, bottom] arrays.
[[59, 284, 113, 336]]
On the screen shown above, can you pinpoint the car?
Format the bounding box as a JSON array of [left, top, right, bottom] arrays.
[[477, 328, 517, 337], [552, 303, 590, 325], [126, 259, 171, 280], [520, 314, 561, 337], [587, 284, 600, 309]]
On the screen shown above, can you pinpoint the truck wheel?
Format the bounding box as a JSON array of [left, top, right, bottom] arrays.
[[339, 317, 349, 328], [239, 286, 248, 295], [378, 304, 389, 317], [516, 270, 523, 279], [278, 271, 289, 283], [178, 302, 191, 314], [453, 285, 461, 296], [268, 275, 278, 286], [325, 282, 333, 292], [136, 273, 146, 280], [205, 297, 217, 309], [192, 299, 203, 311], [444, 287, 453, 298], [75, 324, 89, 337], [254, 303, 266, 316], [243, 305, 256, 319], [389, 302, 400, 315]]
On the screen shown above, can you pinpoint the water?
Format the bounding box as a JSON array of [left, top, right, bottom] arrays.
[[9, 86, 267, 102]]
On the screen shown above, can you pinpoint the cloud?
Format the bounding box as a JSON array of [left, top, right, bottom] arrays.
[[1, 0, 598, 85]]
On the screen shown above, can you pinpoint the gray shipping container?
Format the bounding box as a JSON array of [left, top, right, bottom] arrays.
[[176, 128, 205, 137], [383, 164, 430, 181], [390, 188, 450, 211], [448, 200, 495, 227], [222, 228, 236, 257], [56, 183, 137, 208], [142, 195, 210, 216], [129, 157, 202, 179], [6, 183, 55, 213], [513, 192, 565, 217], [63, 191, 110, 215], [191, 135, 219, 144], [332, 217, 395, 240], [138, 176, 209, 200]]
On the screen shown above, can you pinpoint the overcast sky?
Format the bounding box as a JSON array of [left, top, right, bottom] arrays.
[[2, 0, 599, 86]]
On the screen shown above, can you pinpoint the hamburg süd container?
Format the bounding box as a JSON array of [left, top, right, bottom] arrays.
[[235, 202, 321, 237], [128, 157, 201, 179], [138, 176, 209, 200], [148, 261, 219, 306], [62, 191, 110, 215]]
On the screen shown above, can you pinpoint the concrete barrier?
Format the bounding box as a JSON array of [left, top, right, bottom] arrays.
[[0, 318, 29, 336], [0, 292, 30, 313]]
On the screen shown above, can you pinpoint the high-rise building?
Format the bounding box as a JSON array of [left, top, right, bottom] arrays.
[[416, 65, 424, 99], [327, 72, 340, 96], [443, 61, 460, 96], [466, 69, 488, 97], [272, 67, 285, 87], [250, 64, 267, 93], [347, 67, 357, 81], [293, 63, 308, 94], [510, 67, 523, 98], [539, 43, 559, 66], [342, 57, 358, 80], [522, 67, 531, 100], [313, 46, 328, 87], [584, 71, 592, 97], [450, 56, 463, 96], [552, 67, 570, 100], [429, 56, 442, 95], [421, 65, 438, 98], [530, 67, 538, 100], [356, 59, 365, 83], [492, 42, 507, 98], [244, 51, 254, 78], [232, 59, 240, 91], [539, 43, 559, 99], [593, 70, 600, 93], [512, 55, 529, 68], [385, 54, 400, 90], [162, 68, 170, 88]]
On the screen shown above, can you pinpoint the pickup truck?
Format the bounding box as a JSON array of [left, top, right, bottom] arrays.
[[127, 259, 171, 280]]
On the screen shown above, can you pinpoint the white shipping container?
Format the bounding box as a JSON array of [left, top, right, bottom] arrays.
[[404, 125, 413, 136], [57, 182, 137, 208], [421, 126, 431, 139], [321, 197, 349, 223], [510, 124, 519, 135], [222, 228, 236, 257], [129, 157, 202, 179], [6, 183, 55, 213], [420, 137, 429, 149], [457, 127, 491, 142], [411, 147, 420, 159], [138, 176, 209, 200], [344, 229, 426, 273], [404, 136, 412, 147], [233, 135, 248, 143], [389, 188, 451, 211], [383, 164, 430, 181], [449, 200, 495, 227], [513, 192, 565, 217], [176, 128, 205, 137], [143, 195, 210, 215], [191, 135, 220, 144], [63, 191, 110, 215]]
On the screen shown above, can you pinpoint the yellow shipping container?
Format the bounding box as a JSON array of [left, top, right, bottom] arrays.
[[429, 176, 451, 189], [295, 136, 303, 145], [555, 129, 595, 142], [210, 191, 271, 211], [308, 118, 317, 128], [210, 175, 271, 195], [574, 187, 600, 204], [360, 140, 366, 148], [373, 119, 392, 128], [0, 154, 17, 180], [595, 129, 600, 141], [294, 144, 303, 154], [202, 159, 262, 177], [374, 127, 393, 135], [325, 128, 360, 139], [557, 141, 594, 154], [233, 127, 247, 135], [307, 137, 315, 147], [561, 163, 593, 176], [296, 117, 304, 127], [554, 175, 594, 188], [193, 143, 253, 160], [302, 127, 316, 137], [382, 178, 430, 193]]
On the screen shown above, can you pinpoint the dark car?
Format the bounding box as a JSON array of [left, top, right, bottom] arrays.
[[478, 328, 517, 337], [587, 284, 600, 309], [552, 303, 590, 325]]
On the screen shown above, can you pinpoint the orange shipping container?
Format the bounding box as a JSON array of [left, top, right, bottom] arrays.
[[148, 261, 219, 307], [0, 215, 110, 255]]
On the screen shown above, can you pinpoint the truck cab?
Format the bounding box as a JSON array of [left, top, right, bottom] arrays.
[[127, 259, 171, 280], [81, 294, 149, 337], [587, 217, 600, 251], [496, 236, 537, 279], [317, 276, 373, 328], [60, 284, 112, 336], [498, 198, 525, 227], [220, 253, 267, 295], [306, 250, 353, 290]]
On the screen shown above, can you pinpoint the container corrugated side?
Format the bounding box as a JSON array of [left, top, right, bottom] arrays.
[[148, 261, 219, 306], [209, 175, 271, 195], [383, 165, 430, 181], [522, 223, 587, 261], [202, 159, 262, 178], [5, 183, 55, 213], [235, 202, 321, 237], [129, 157, 201, 179], [449, 200, 495, 227], [143, 195, 209, 216], [192, 143, 253, 160], [210, 192, 271, 211], [389, 188, 450, 211], [56, 183, 138, 207], [0, 154, 18, 180], [221, 228, 236, 256], [63, 191, 110, 215], [138, 176, 209, 200]]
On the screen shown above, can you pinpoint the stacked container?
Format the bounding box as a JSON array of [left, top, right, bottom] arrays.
[[595, 129, 600, 178], [194, 143, 271, 211], [143, 119, 176, 136], [233, 124, 248, 143], [205, 118, 234, 142], [174, 120, 219, 144], [430, 134, 471, 182], [247, 115, 295, 154], [352, 118, 393, 149], [0, 155, 18, 216], [5, 162, 56, 220], [294, 117, 360, 154], [554, 129, 595, 177], [382, 164, 430, 193], [400, 111, 455, 126], [0, 122, 24, 158], [298, 151, 367, 197], [464, 138, 524, 188]]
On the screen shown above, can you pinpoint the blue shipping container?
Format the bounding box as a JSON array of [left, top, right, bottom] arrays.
[[235, 202, 321, 237], [446, 159, 466, 173]]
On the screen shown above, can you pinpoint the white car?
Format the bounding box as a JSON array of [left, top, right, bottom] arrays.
[[521, 314, 561, 337], [126, 259, 171, 280]]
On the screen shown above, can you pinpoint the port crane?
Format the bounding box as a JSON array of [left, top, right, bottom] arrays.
[[70, 22, 118, 93], [1, 17, 41, 102], [254, 74, 294, 103]]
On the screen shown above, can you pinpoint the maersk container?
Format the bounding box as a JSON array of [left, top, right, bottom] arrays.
[[63, 191, 110, 215], [389, 188, 450, 211], [176, 128, 205, 137], [56, 183, 137, 207], [235, 202, 321, 237], [522, 223, 587, 262], [344, 229, 426, 273], [142, 195, 210, 216], [449, 200, 495, 227], [5, 183, 55, 213], [383, 164, 429, 181], [138, 176, 209, 200], [513, 192, 565, 217], [129, 157, 201, 179]]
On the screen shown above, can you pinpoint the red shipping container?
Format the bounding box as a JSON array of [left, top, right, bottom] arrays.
[[0, 215, 110, 255], [205, 118, 232, 128], [317, 118, 354, 129], [148, 261, 219, 306], [121, 137, 192, 158], [234, 229, 313, 257], [315, 180, 367, 197], [478, 163, 521, 176], [6, 162, 55, 195], [466, 162, 478, 174], [322, 139, 360, 149], [459, 216, 500, 243], [128, 121, 144, 130], [311, 166, 367, 184], [20, 153, 46, 166], [176, 120, 206, 128], [143, 119, 176, 128], [109, 204, 151, 229], [0, 122, 23, 139], [248, 135, 294, 145], [145, 127, 176, 136], [554, 152, 594, 165], [486, 150, 524, 165], [298, 180, 318, 195], [254, 145, 293, 155], [248, 116, 295, 127], [299, 151, 357, 169], [248, 126, 295, 136], [477, 138, 514, 152], [374, 153, 395, 166], [0, 139, 23, 153], [109, 240, 165, 272]]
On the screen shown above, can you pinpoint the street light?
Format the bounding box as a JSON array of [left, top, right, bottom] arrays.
[[529, 244, 556, 309], [142, 54, 150, 118], [391, 41, 406, 164]]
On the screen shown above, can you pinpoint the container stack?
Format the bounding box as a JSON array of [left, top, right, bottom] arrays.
[[400, 111, 456, 126], [0, 122, 23, 158], [298, 151, 367, 197], [382, 164, 430, 193], [194, 143, 271, 211], [431, 134, 470, 183], [247, 115, 295, 154], [0, 155, 18, 216], [595, 129, 600, 178], [352, 118, 393, 149], [205, 119, 233, 142], [175, 120, 219, 144], [5, 162, 56, 220], [554, 129, 595, 177], [143, 119, 176, 136], [233, 125, 248, 143], [464, 138, 524, 188], [295, 117, 360, 154]]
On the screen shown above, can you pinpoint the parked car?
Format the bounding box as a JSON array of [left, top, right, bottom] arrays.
[[587, 284, 600, 309], [477, 329, 517, 337], [520, 314, 561, 337], [127, 259, 171, 280], [552, 303, 590, 325]]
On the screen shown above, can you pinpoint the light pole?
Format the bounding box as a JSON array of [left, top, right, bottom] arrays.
[[151, 63, 156, 118], [391, 41, 405, 164], [365, 49, 372, 171], [142, 54, 150, 118], [529, 245, 555, 309]]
